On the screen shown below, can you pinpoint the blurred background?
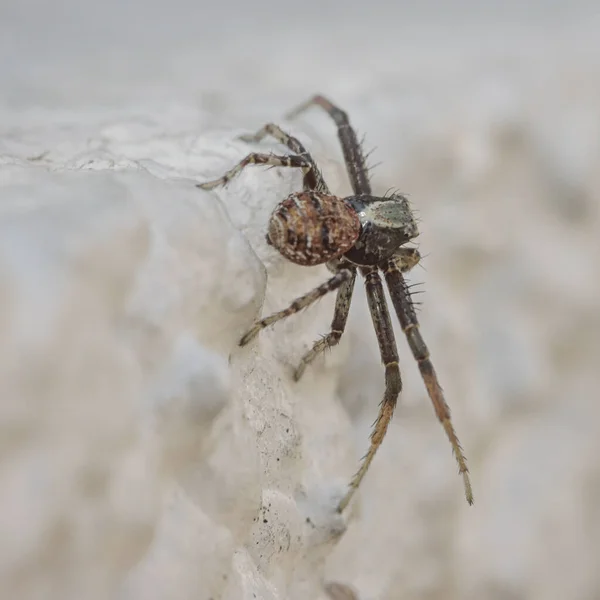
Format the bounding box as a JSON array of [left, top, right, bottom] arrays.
[[1, 1, 600, 599]]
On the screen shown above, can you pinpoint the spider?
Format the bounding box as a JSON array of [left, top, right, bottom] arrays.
[[197, 95, 473, 513]]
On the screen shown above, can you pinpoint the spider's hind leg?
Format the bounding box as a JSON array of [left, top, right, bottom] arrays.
[[239, 123, 329, 193], [197, 152, 314, 191], [239, 123, 306, 154], [286, 94, 371, 195]]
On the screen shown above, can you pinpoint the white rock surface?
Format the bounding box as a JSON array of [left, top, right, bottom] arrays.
[[0, 117, 355, 600], [1, 2, 600, 600]]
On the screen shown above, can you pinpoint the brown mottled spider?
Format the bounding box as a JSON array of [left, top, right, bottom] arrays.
[[197, 95, 473, 512]]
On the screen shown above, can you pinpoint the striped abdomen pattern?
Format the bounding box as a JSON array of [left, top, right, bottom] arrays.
[[267, 191, 361, 266]]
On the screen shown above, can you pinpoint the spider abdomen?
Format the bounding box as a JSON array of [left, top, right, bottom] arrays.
[[267, 191, 360, 266]]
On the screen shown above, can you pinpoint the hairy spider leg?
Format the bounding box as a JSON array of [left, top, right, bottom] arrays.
[[384, 258, 473, 505], [286, 94, 372, 195], [239, 123, 329, 193], [239, 269, 354, 346], [337, 266, 402, 513], [293, 265, 356, 382], [197, 153, 315, 191]]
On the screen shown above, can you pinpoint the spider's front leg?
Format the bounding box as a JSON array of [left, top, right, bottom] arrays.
[[197, 153, 314, 191], [337, 266, 402, 513], [384, 253, 473, 505], [239, 269, 354, 347]]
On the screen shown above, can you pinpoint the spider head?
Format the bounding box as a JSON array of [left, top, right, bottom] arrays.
[[342, 193, 419, 266], [365, 193, 419, 239]]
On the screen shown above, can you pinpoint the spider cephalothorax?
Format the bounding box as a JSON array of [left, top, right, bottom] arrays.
[[197, 95, 472, 512]]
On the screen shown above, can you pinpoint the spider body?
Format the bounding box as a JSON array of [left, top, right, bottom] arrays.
[[197, 95, 472, 513], [266, 191, 360, 266]]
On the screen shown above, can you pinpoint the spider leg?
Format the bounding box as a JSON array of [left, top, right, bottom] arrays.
[[384, 258, 473, 505], [239, 269, 354, 346], [337, 266, 401, 513], [285, 94, 372, 195], [239, 123, 329, 193], [293, 266, 356, 381], [240, 123, 306, 155], [197, 153, 314, 191]]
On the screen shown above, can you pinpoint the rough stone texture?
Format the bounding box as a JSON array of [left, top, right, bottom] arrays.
[[0, 118, 355, 600], [1, 2, 600, 600]]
